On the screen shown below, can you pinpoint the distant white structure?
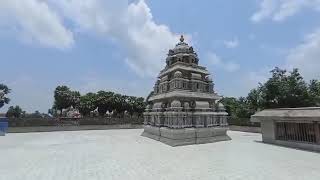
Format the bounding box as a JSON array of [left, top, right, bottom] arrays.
[[65, 107, 81, 118]]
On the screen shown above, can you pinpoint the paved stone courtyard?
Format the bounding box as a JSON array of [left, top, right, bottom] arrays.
[[1, 129, 319, 180]]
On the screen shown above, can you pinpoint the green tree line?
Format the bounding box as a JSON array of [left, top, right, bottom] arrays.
[[6, 106, 48, 118], [50, 85, 146, 117], [221, 67, 320, 125]]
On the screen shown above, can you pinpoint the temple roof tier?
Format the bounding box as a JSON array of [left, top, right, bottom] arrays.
[[158, 63, 210, 78], [148, 90, 221, 102]]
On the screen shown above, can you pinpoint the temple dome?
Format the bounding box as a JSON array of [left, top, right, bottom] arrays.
[[171, 100, 181, 108], [168, 35, 194, 55], [173, 71, 182, 78], [218, 103, 226, 111]]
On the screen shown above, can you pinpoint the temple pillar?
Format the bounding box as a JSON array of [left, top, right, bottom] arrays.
[[207, 115, 214, 127]]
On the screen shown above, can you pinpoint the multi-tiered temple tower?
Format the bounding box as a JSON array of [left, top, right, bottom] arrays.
[[142, 35, 231, 146]]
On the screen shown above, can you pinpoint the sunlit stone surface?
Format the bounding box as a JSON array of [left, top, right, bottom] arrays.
[[1, 130, 320, 180]]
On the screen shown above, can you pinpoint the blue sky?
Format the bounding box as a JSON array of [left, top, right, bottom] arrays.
[[1, 0, 320, 113]]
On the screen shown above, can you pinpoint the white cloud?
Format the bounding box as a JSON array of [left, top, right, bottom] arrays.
[[251, 0, 277, 22], [0, 0, 186, 112], [50, 0, 180, 77], [207, 52, 240, 72], [0, 0, 74, 49], [0, 0, 181, 76], [251, 0, 320, 22], [223, 38, 239, 48], [125, 0, 179, 77], [285, 28, 320, 80]]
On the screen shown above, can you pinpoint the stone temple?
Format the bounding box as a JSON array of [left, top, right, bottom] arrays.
[[142, 35, 231, 146]]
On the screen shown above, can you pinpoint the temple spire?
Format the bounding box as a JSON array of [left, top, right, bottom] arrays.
[[180, 35, 184, 42]]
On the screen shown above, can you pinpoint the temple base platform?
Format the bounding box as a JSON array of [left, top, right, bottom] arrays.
[[141, 125, 231, 147]]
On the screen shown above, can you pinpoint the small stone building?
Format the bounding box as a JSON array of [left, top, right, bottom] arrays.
[[251, 107, 320, 152], [142, 35, 230, 146]]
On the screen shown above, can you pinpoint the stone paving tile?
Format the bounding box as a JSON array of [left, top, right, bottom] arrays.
[[0, 129, 319, 180]]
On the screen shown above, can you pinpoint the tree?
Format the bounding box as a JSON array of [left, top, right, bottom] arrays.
[[126, 96, 145, 117], [260, 68, 310, 108], [246, 87, 263, 112], [23, 110, 44, 118], [31, 111, 42, 118], [6, 105, 23, 118], [53, 86, 80, 116], [96, 91, 114, 116], [70, 91, 81, 109], [134, 97, 146, 117], [126, 96, 137, 117], [308, 79, 320, 106], [51, 86, 150, 118], [220, 97, 253, 126], [78, 93, 97, 116], [220, 97, 239, 117], [54, 86, 71, 114], [222, 67, 320, 127], [0, 84, 11, 109], [221, 97, 252, 119], [113, 94, 128, 117], [48, 108, 58, 117]]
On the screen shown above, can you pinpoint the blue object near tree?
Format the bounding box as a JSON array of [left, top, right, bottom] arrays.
[[0, 117, 8, 136]]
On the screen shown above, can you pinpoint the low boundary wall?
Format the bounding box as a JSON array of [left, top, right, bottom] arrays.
[[8, 124, 143, 133], [6, 121, 260, 134], [7, 117, 143, 127]]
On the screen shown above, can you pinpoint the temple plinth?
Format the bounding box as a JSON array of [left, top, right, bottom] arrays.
[[142, 35, 231, 146]]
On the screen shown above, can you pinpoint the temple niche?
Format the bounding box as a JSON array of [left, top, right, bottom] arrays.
[[142, 35, 231, 146]]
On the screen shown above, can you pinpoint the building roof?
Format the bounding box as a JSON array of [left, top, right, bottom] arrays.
[[251, 107, 320, 122]]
